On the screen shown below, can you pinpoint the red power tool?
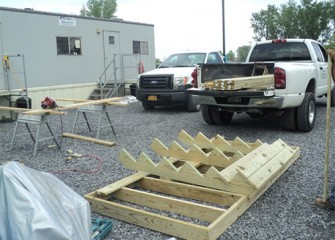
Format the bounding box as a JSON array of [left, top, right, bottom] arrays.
[[41, 97, 57, 109]]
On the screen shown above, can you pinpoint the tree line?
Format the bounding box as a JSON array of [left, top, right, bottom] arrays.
[[228, 0, 335, 62]]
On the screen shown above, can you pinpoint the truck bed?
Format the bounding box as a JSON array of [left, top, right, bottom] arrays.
[[200, 62, 275, 82]]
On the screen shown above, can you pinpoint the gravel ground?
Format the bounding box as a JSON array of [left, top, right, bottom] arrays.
[[0, 97, 335, 240]]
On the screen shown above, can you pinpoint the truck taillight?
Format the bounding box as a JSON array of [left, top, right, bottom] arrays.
[[191, 68, 198, 88], [274, 67, 286, 89], [272, 39, 287, 43]]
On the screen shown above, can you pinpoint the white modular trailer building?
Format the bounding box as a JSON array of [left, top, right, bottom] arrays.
[[0, 6, 155, 119]]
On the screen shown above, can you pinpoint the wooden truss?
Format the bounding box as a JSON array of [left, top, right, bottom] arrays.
[[85, 130, 300, 240]]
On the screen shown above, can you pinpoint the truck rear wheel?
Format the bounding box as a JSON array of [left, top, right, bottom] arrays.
[[297, 92, 316, 132], [212, 109, 234, 125], [282, 108, 298, 131], [201, 105, 214, 124]]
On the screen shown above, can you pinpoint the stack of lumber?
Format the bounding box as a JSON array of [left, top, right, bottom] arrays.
[[204, 74, 274, 91]]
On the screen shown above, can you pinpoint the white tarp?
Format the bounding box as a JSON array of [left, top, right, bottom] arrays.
[[0, 161, 91, 240]]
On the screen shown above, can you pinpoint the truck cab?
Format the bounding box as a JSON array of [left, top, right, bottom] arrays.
[[136, 51, 224, 111]]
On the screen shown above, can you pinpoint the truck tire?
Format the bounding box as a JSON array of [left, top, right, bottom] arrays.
[[187, 95, 201, 112], [202, 105, 214, 124], [212, 109, 234, 125], [142, 102, 155, 110], [282, 108, 298, 131], [297, 92, 316, 132], [331, 86, 335, 107]]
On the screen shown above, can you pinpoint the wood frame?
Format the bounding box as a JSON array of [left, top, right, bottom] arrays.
[[85, 131, 300, 240], [85, 175, 248, 240]]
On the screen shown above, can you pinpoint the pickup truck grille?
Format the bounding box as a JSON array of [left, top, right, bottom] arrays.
[[139, 75, 173, 89]]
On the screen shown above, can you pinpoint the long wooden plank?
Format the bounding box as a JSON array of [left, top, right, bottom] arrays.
[[58, 97, 125, 110], [138, 177, 243, 206], [55, 97, 129, 107], [208, 195, 248, 240], [0, 106, 32, 112], [95, 172, 149, 196], [114, 187, 225, 222], [85, 195, 210, 240], [204, 74, 274, 91], [62, 132, 116, 147], [0, 106, 66, 115]]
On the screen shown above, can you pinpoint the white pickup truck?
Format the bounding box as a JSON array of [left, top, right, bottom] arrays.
[[187, 39, 334, 132], [136, 51, 225, 111]]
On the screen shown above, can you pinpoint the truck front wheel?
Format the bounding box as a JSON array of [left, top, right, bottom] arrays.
[[187, 95, 201, 112], [202, 105, 214, 124], [297, 92, 316, 132]]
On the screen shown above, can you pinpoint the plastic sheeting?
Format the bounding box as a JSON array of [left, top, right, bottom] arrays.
[[0, 161, 91, 240]]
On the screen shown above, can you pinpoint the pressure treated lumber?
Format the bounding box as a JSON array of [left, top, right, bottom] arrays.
[[62, 132, 116, 147], [56, 97, 129, 107], [178, 130, 263, 154], [0, 97, 128, 116], [204, 74, 274, 91], [0, 106, 66, 115], [0, 106, 33, 112], [85, 176, 248, 240], [85, 130, 300, 240]]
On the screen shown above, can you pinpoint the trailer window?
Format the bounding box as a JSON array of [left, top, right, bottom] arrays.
[[56, 37, 81, 55], [133, 41, 149, 55]]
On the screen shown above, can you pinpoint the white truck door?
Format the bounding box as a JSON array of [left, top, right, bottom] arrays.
[[312, 42, 328, 95]]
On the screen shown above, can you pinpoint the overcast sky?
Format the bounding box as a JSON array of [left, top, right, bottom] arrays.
[[1, 0, 289, 59]]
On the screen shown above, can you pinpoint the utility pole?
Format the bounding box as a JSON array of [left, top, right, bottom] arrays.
[[222, 0, 226, 60]]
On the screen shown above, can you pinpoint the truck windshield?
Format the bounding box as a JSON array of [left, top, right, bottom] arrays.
[[159, 53, 206, 68], [249, 42, 311, 62]]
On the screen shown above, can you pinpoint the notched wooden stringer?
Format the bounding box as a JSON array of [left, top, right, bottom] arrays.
[[85, 130, 300, 240]]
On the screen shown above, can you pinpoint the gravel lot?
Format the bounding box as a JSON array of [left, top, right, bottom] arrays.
[[0, 97, 334, 240]]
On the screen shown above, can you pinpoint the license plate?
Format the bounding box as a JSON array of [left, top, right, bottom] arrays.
[[227, 97, 241, 103], [148, 95, 157, 101]]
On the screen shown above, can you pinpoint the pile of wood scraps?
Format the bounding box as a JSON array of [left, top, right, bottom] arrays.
[[85, 130, 300, 240]]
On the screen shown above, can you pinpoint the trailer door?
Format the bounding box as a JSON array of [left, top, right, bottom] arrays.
[[103, 30, 121, 84]]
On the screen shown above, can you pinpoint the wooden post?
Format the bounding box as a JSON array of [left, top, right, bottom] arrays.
[[323, 54, 332, 202]]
